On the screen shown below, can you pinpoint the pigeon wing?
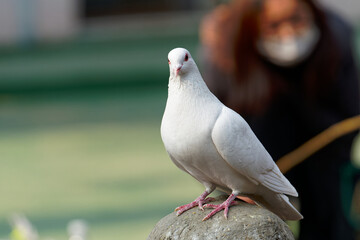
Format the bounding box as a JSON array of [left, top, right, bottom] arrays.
[[211, 107, 298, 197]]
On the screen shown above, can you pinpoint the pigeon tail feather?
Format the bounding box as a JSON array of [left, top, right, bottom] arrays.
[[252, 189, 303, 221]]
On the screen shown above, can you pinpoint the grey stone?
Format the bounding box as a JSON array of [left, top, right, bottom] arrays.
[[147, 196, 295, 240]]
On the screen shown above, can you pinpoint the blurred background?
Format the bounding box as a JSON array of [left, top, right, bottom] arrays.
[[0, 0, 359, 239]]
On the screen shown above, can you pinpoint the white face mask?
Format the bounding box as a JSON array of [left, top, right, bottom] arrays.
[[257, 25, 320, 67]]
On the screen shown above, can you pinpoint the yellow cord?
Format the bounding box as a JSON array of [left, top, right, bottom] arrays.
[[277, 115, 360, 173]]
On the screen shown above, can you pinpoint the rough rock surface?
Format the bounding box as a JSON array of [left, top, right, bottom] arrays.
[[147, 196, 295, 240]]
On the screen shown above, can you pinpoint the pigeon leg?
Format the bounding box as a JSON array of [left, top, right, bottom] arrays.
[[202, 193, 238, 221], [175, 190, 215, 216]]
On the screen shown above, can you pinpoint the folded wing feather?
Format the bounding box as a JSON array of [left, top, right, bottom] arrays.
[[211, 107, 298, 197]]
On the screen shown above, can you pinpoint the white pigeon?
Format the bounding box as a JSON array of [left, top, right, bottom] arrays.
[[161, 48, 303, 221]]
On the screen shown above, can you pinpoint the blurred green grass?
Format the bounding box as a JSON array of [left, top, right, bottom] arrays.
[[0, 27, 204, 239], [0, 87, 203, 239]]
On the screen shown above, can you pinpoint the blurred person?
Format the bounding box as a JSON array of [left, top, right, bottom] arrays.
[[200, 0, 360, 239]]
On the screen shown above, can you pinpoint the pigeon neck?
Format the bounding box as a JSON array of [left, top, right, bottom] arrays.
[[168, 70, 209, 96]]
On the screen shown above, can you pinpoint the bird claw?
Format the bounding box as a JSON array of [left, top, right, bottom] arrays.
[[199, 197, 216, 211], [202, 194, 239, 221], [175, 195, 215, 216]]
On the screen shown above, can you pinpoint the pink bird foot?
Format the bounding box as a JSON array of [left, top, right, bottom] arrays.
[[175, 191, 215, 216], [202, 193, 239, 221]]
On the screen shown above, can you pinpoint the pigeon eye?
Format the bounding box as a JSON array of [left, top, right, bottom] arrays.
[[184, 54, 189, 62], [168, 59, 171, 64]]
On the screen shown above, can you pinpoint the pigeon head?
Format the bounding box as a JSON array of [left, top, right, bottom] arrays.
[[168, 48, 195, 78]]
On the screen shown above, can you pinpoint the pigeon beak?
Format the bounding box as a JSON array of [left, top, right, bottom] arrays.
[[174, 64, 182, 76]]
